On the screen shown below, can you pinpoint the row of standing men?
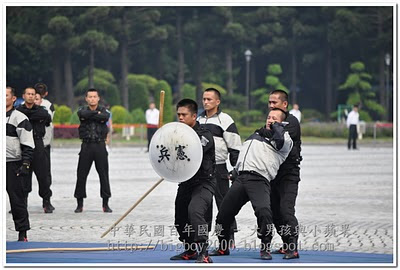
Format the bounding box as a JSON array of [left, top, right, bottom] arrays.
[[6, 85, 301, 263]]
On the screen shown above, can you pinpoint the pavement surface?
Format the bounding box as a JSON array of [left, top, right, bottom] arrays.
[[6, 144, 394, 255]]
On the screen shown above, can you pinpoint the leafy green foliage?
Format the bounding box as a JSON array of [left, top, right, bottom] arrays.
[[126, 78, 149, 111], [69, 109, 80, 124], [202, 82, 227, 95], [302, 108, 325, 122], [111, 105, 133, 124], [131, 108, 146, 123], [127, 74, 159, 99], [339, 61, 385, 120], [182, 83, 196, 100], [53, 105, 72, 124], [75, 68, 120, 106]]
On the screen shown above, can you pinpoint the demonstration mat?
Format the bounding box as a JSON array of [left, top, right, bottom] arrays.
[[6, 241, 393, 264]]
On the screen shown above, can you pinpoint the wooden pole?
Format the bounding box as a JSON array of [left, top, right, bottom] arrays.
[[7, 245, 155, 254], [101, 90, 166, 239], [158, 90, 165, 128]]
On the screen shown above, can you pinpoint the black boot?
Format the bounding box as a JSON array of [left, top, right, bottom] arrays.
[[43, 199, 53, 213], [18, 230, 28, 242], [74, 198, 83, 213], [196, 243, 213, 263], [102, 198, 112, 213], [170, 247, 198, 260], [260, 241, 272, 260]]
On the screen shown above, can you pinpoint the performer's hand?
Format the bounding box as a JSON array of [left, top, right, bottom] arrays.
[[16, 162, 30, 176], [228, 169, 238, 182]]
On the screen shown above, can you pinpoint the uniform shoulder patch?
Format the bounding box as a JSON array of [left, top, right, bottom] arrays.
[[200, 135, 209, 146]]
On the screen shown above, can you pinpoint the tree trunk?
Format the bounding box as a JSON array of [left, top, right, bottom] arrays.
[[195, 43, 204, 105], [64, 50, 74, 109], [333, 52, 341, 108], [226, 41, 233, 96], [156, 46, 164, 80], [176, 12, 184, 102], [88, 46, 94, 88], [52, 51, 63, 104], [120, 39, 129, 110], [290, 41, 297, 105], [325, 45, 333, 119], [377, 10, 385, 107]]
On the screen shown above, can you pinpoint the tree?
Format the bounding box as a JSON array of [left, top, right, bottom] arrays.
[[252, 64, 287, 112], [110, 7, 167, 110], [75, 68, 120, 107], [78, 7, 119, 88], [339, 61, 385, 120], [40, 14, 79, 108]]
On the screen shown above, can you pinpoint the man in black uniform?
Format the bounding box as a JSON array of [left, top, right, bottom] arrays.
[[170, 99, 216, 263], [6, 86, 35, 241], [74, 88, 112, 213], [268, 90, 302, 259], [17, 87, 54, 213]]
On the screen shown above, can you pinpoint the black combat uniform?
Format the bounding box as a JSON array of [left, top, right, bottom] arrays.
[[17, 104, 53, 213], [74, 105, 111, 212], [171, 122, 216, 263], [270, 113, 302, 257]]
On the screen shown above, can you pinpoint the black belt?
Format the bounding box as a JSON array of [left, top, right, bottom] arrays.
[[82, 139, 104, 143], [238, 170, 263, 177]]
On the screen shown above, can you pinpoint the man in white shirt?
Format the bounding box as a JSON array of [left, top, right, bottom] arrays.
[[289, 104, 301, 123], [145, 102, 159, 151], [346, 105, 359, 150]]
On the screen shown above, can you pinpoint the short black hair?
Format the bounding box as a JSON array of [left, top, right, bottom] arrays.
[[353, 104, 359, 108], [204, 87, 221, 99], [24, 87, 36, 94], [270, 89, 288, 103], [86, 88, 100, 96], [6, 86, 16, 96], [270, 107, 288, 121], [34, 82, 48, 96], [176, 99, 198, 115]]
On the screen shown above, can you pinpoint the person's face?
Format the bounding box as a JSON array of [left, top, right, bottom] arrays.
[[353, 107, 358, 112], [268, 93, 288, 110], [6, 89, 16, 109], [202, 91, 220, 112], [85, 91, 100, 107], [177, 106, 197, 127], [23, 88, 36, 105], [149, 103, 156, 109], [34, 93, 42, 106], [293, 104, 299, 110], [266, 110, 284, 130]]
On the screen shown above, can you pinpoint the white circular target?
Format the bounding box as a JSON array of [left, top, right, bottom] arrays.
[[149, 122, 203, 183]]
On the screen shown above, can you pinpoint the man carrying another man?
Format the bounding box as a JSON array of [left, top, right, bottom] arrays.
[[211, 108, 293, 260]]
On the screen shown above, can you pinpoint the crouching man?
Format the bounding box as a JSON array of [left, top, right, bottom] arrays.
[[210, 108, 293, 260]]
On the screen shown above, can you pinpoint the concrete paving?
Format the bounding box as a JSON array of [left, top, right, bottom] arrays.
[[6, 144, 394, 255]]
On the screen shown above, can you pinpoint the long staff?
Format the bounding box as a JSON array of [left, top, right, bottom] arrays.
[[101, 91, 165, 239]]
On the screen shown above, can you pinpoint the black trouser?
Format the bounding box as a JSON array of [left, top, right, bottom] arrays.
[[208, 164, 237, 235], [44, 145, 52, 186], [27, 139, 52, 200], [348, 124, 357, 149], [216, 173, 273, 246], [270, 165, 300, 250], [74, 141, 111, 199], [7, 161, 30, 232], [147, 127, 158, 150], [175, 180, 215, 246]]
